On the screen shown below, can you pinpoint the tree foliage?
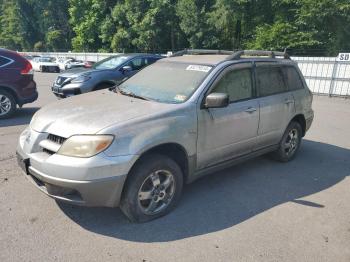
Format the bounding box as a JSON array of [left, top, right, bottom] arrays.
[[0, 0, 349, 55]]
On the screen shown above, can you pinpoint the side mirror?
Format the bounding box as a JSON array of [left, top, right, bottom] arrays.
[[121, 65, 132, 73], [204, 93, 229, 108]]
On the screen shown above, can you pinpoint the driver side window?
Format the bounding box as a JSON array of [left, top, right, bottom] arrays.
[[212, 68, 253, 102], [124, 58, 144, 71]]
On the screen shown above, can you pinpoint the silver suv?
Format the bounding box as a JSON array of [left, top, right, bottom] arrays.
[[16, 50, 314, 222]]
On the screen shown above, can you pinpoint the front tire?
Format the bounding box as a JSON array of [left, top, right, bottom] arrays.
[[0, 90, 16, 119], [120, 154, 183, 222], [272, 121, 302, 162]]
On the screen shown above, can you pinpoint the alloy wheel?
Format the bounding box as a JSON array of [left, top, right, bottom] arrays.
[[284, 128, 299, 156], [0, 94, 12, 116], [137, 170, 176, 215]]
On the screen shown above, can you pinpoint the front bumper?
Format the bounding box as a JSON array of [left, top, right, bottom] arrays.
[[16, 129, 135, 207], [52, 83, 81, 98]]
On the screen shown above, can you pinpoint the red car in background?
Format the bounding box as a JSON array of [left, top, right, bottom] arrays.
[[0, 48, 38, 119]]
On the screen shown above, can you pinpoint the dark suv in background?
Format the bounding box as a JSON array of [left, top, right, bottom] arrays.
[[52, 53, 163, 98], [0, 48, 38, 119]]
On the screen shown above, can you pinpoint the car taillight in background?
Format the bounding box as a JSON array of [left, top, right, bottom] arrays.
[[21, 60, 33, 75], [84, 61, 94, 68]]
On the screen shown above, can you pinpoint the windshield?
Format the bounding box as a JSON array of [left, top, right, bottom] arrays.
[[93, 56, 129, 70], [118, 62, 212, 103]]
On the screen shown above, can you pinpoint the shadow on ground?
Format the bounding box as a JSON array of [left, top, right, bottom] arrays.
[[58, 140, 350, 242], [0, 107, 39, 127]]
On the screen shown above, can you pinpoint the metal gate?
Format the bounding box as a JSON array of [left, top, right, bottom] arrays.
[[293, 57, 350, 97]]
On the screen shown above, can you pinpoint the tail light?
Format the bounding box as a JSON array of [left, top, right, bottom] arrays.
[[21, 60, 33, 75]]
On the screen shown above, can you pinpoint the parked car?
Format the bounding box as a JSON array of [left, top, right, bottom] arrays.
[[31, 56, 60, 73], [51, 53, 163, 98], [84, 60, 95, 68], [0, 48, 38, 118], [17, 50, 313, 222], [57, 57, 86, 71]]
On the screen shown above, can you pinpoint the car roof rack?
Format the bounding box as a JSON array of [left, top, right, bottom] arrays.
[[226, 49, 290, 60], [171, 49, 235, 57]]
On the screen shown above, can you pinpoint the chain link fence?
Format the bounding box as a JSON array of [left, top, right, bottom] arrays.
[[20, 51, 350, 98]]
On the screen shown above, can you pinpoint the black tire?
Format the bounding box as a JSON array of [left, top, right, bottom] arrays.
[[272, 121, 302, 162], [0, 90, 16, 119], [120, 154, 183, 223]]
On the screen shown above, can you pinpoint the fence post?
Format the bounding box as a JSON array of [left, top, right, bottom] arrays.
[[329, 60, 339, 97]]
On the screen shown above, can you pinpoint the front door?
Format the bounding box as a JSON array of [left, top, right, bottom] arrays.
[[197, 63, 259, 169]]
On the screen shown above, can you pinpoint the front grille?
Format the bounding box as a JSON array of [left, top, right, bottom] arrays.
[[43, 148, 55, 155], [47, 134, 66, 145]]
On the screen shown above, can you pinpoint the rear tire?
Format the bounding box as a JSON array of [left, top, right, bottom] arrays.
[[272, 121, 302, 162], [120, 154, 183, 223], [0, 90, 16, 119]]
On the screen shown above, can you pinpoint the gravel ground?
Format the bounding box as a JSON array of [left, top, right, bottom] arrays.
[[0, 72, 349, 262]]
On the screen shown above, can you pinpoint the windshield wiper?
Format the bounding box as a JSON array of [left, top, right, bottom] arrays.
[[113, 86, 150, 101]]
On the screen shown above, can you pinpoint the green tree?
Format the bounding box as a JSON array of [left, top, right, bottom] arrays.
[[0, 0, 26, 50]]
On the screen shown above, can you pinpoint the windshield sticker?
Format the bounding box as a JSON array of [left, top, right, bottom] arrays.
[[174, 94, 187, 102], [186, 65, 211, 72]]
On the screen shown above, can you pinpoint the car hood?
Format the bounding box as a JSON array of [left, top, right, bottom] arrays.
[[30, 91, 172, 137]]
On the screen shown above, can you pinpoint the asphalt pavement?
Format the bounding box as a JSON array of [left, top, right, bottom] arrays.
[[0, 72, 349, 262]]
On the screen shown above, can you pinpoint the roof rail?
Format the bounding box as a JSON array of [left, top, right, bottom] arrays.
[[171, 49, 235, 57], [227, 50, 290, 60]]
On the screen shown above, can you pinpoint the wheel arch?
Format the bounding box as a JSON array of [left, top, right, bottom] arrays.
[[291, 114, 306, 136], [125, 143, 190, 188], [0, 86, 19, 104], [93, 81, 115, 91]]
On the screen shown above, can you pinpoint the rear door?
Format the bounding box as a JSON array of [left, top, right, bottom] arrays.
[[255, 63, 295, 149], [197, 63, 259, 169]]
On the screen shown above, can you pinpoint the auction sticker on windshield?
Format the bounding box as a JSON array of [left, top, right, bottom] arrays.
[[186, 65, 211, 72]]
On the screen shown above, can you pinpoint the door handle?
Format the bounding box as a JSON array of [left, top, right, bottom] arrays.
[[245, 107, 257, 113], [284, 99, 294, 104]]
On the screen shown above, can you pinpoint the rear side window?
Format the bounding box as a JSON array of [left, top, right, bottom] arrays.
[[284, 66, 304, 90], [212, 68, 253, 102], [256, 66, 287, 96], [0, 56, 13, 67], [145, 57, 159, 65]]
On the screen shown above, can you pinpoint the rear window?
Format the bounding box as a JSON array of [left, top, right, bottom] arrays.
[[284, 66, 304, 90], [0, 56, 13, 67], [256, 66, 288, 96]]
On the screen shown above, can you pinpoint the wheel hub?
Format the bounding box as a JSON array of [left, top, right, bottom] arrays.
[[285, 128, 299, 155], [138, 170, 176, 215], [0, 94, 11, 116]]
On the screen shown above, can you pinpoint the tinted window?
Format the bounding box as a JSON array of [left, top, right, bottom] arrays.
[[0, 56, 12, 67], [145, 57, 158, 65], [125, 58, 144, 71], [256, 66, 287, 96], [284, 66, 304, 90], [213, 68, 253, 102]]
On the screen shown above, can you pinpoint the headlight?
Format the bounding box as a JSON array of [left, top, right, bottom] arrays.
[[57, 135, 114, 158], [71, 74, 91, 83]]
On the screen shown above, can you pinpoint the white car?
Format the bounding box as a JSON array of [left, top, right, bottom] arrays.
[[31, 57, 60, 73], [57, 57, 85, 71]]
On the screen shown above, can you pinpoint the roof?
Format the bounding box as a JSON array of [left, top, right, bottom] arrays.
[[116, 53, 163, 58], [161, 55, 231, 66]]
